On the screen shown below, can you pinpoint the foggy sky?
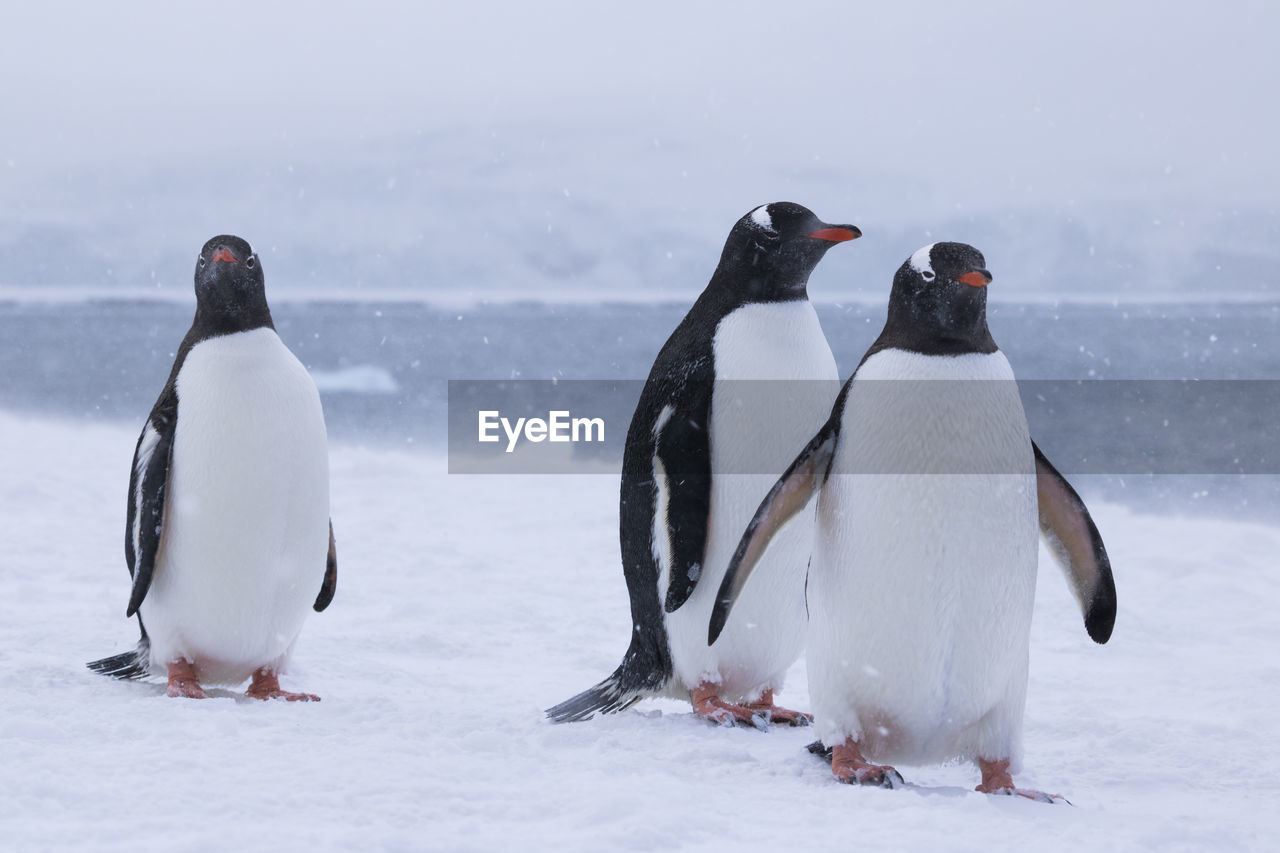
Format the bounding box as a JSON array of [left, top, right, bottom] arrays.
[[2, 1, 1277, 297]]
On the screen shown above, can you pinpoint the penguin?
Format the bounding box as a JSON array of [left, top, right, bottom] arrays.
[[708, 242, 1116, 797], [87, 235, 337, 701], [547, 202, 860, 726]]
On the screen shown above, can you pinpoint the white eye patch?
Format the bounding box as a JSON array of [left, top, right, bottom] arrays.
[[749, 204, 775, 233], [909, 243, 936, 279]]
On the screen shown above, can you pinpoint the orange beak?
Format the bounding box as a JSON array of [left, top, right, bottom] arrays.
[[958, 270, 992, 287], [806, 226, 862, 242]]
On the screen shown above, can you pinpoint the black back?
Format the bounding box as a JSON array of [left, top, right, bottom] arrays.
[[614, 202, 857, 688], [547, 203, 859, 719]]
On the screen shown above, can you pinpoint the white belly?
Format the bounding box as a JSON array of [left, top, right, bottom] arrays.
[[664, 301, 839, 699], [141, 328, 331, 685], [807, 350, 1038, 767]]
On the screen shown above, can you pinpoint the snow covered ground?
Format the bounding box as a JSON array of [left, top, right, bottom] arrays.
[[2, 410, 1278, 851]]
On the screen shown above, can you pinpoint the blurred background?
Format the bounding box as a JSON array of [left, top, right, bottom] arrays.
[[2, 0, 1277, 514], [2, 0, 1276, 299]]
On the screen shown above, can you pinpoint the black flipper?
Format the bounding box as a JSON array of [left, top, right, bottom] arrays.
[[124, 387, 178, 618], [709, 419, 839, 645], [656, 375, 714, 613], [1033, 441, 1117, 644], [547, 325, 715, 722], [314, 521, 338, 612], [88, 362, 180, 679]]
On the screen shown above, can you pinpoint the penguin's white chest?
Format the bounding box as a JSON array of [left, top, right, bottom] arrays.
[[142, 327, 330, 684], [808, 349, 1038, 764], [664, 300, 839, 698]]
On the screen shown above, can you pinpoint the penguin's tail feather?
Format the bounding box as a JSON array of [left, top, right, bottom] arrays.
[[545, 666, 650, 723], [86, 637, 152, 681]]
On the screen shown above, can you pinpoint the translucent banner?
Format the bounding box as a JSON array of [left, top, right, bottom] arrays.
[[447, 380, 1280, 475]]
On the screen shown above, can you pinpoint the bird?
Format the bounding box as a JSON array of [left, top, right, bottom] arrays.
[[548, 202, 860, 726], [87, 235, 337, 701], [709, 241, 1116, 798]]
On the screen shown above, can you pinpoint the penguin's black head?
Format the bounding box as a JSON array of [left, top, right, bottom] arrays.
[[192, 235, 273, 334], [882, 242, 996, 355], [712, 202, 860, 302]]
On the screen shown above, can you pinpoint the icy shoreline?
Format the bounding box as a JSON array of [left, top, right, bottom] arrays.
[[4, 286, 1280, 308]]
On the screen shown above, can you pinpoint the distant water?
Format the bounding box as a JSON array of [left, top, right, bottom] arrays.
[[2, 297, 1278, 519]]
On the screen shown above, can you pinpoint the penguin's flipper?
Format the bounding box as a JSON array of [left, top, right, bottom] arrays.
[[124, 389, 178, 617], [314, 521, 338, 612], [657, 378, 714, 613], [708, 423, 837, 644], [1033, 440, 1117, 643]]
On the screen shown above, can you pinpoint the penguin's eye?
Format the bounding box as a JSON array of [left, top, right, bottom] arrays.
[[921, 270, 936, 281], [198, 256, 206, 268], [246, 256, 256, 269]]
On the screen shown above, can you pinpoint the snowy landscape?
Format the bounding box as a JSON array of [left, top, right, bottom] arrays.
[[4, 411, 1280, 850], [3, 1, 1280, 850]]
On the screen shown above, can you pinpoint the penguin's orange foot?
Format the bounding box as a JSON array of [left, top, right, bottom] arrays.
[[832, 740, 904, 788], [690, 683, 759, 727], [165, 659, 207, 699], [247, 668, 320, 702], [976, 758, 1063, 803], [690, 683, 806, 729], [746, 689, 813, 727]]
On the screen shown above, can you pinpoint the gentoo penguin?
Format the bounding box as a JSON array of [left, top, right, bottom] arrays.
[[709, 242, 1116, 797], [547, 202, 860, 726], [87, 235, 337, 701]]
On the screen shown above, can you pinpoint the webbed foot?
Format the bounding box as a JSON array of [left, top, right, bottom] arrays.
[[247, 668, 320, 702], [166, 659, 207, 699]]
